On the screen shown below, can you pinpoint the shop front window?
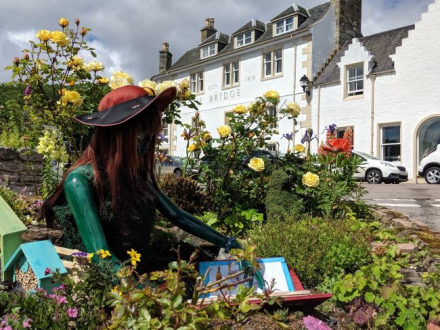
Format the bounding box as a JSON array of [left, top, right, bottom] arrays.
[[418, 117, 440, 164]]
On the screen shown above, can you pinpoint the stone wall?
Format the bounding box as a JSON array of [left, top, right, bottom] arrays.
[[0, 146, 43, 194]]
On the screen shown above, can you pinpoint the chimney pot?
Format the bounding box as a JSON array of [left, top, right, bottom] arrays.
[[162, 42, 169, 52]]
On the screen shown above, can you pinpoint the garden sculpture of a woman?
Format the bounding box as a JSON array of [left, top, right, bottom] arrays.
[[41, 85, 262, 286]]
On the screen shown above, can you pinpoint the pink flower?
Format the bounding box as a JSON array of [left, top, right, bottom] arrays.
[[67, 308, 78, 319], [23, 318, 33, 328], [56, 295, 68, 304], [3, 326, 12, 330], [44, 268, 51, 276]]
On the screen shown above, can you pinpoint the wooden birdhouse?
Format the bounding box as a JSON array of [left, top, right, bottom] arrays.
[[3, 240, 67, 292], [0, 195, 27, 282]]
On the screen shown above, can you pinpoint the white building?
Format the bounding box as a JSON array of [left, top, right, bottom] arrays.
[[152, 1, 362, 156], [312, 0, 440, 182]]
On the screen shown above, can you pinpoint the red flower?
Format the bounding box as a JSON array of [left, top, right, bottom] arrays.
[[322, 138, 351, 153]]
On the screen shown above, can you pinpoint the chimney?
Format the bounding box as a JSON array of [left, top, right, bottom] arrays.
[[159, 42, 172, 73], [332, 0, 362, 49], [200, 17, 217, 42]]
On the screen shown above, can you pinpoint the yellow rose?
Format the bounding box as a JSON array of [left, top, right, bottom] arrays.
[[139, 79, 157, 96], [155, 80, 177, 95], [264, 90, 280, 101], [71, 55, 84, 67], [202, 132, 212, 142], [217, 125, 231, 138], [87, 60, 105, 72], [35, 29, 51, 41], [286, 102, 301, 116], [110, 71, 134, 89], [294, 144, 305, 153], [183, 90, 191, 98], [60, 90, 83, 107], [233, 105, 247, 114], [50, 31, 69, 47], [179, 78, 190, 90], [58, 18, 69, 28], [187, 144, 197, 152], [98, 77, 109, 84], [302, 172, 320, 187], [248, 157, 265, 172]]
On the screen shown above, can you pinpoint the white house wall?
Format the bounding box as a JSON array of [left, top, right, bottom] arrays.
[[167, 38, 311, 156], [313, 0, 440, 181]]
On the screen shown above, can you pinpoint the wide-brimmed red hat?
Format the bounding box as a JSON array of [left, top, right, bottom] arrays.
[[74, 85, 177, 127]]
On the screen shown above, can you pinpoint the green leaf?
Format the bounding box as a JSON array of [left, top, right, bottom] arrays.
[[365, 292, 375, 303], [91, 51, 97, 57]]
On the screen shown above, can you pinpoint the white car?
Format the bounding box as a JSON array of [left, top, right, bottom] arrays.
[[353, 151, 408, 184], [418, 144, 440, 184]]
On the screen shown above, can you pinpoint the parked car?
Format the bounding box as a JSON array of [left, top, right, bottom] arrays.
[[159, 155, 189, 176], [352, 151, 408, 184], [418, 144, 440, 184]]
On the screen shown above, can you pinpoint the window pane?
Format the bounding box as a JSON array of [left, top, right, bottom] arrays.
[[198, 72, 203, 92], [224, 64, 230, 85], [286, 18, 294, 31], [275, 50, 282, 73], [264, 53, 272, 76], [237, 35, 243, 47], [209, 44, 215, 55], [190, 74, 196, 93], [357, 80, 363, 91], [383, 126, 400, 144], [202, 48, 208, 58], [233, 62, 239, 83], [276, 21, 284, 34], [383, 145, 401, 161], [418, 117, 440, 162]]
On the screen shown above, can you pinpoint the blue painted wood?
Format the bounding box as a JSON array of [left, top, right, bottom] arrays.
[[19, 256, 29, 273], [4, 240, 67, 280]]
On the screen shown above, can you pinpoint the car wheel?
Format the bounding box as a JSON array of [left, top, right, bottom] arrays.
[[174, 169, 182, 176], [424, 166, 440, 184], [366, 169, 382, 184]]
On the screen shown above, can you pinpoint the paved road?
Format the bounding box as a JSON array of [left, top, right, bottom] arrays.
[[362, 183, 440, 231]]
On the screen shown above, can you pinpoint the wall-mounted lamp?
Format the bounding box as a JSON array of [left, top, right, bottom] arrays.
[[300, 75, 311, 96]]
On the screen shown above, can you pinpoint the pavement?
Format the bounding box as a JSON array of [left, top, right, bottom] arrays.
[[361, 183, 440, 231]]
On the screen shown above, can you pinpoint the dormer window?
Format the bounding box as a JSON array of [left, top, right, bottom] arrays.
[[202, 44, 216, 58], [237, 31, 252, 47], [275, 17, 294, 35]]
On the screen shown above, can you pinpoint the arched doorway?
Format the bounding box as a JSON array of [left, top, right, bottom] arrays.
[[417, 116, 440, 165]]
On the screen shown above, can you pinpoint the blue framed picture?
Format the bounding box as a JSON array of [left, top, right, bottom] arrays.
[[198, 257, 294, 298]]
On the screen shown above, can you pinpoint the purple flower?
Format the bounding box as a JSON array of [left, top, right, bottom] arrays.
[[24, 85, 31, 97], [56, 295, 68, 304], [303, 316, 331, 330], [282, 132, 293, 141], [44, 267, 51, 276], [301, 128, 318, 144], [67, 308, 78, 319], [324, 124, 337, 135], [23, 318, 33, 328], [71, 251, 88, 258], [157, 133, 169, 143]]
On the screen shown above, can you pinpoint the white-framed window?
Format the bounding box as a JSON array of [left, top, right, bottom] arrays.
[[190, 72, 204, 94], [337, 126, 354, 139], [266, 143, 278, 154], [346, 64, 364, 97], [161, 118, 169, 141], [223, 61, 240, 87], [380, 124, 401, 162], [275, 17, 294, 35], [202, 44, 216, 58], [237, 31, 252, 47], [263, 49, 283, 78]]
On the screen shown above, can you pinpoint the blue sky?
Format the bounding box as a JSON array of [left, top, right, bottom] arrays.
[[0, 0, 434, 83]]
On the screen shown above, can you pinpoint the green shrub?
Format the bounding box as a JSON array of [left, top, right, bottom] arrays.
[[250, 216, 372, 288], [0, 186, 42, 224]]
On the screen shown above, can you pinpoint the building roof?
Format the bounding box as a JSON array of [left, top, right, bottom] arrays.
[[271, 3, 309, 21], [199, 32, 230, 46], [233, 19, 266, 35], [157, 2, 331, 75], [314, 25, 415, 85]]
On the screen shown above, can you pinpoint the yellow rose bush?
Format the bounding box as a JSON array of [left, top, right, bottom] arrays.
[[7, 17, 111, 196], [138, 79, 157, 95], [110, 71, 134, 89], [217, 125, 232, 138], [233, 104, 247, 114]]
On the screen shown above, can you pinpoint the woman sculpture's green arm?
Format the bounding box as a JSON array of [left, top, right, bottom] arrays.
[[64, 167, 120, 267]]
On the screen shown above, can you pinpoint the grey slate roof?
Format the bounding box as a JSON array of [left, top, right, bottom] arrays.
[[271, 3, 309, 21], [159, 2, 331, 74], [199, 32, 230, 46], [314, 25, 415, 85], [233, 19, 266, 35]]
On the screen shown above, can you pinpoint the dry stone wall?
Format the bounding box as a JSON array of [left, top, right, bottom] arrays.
[[0, 146, 43, 194]]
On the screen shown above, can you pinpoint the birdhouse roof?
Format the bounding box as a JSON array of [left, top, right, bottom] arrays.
[[4, 240, 67, 279], [0, 196, 27, 236]]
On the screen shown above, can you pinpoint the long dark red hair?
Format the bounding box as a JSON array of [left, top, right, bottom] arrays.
[[41, 107, 163, 228]]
